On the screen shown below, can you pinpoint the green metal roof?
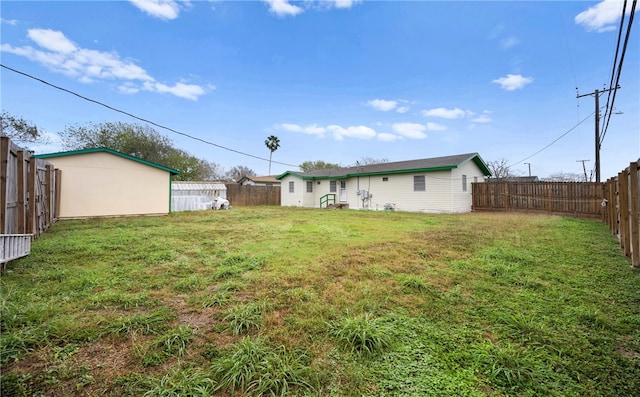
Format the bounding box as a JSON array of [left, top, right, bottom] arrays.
[[276, 153, 491, 180], [35, 147, 180, 175]]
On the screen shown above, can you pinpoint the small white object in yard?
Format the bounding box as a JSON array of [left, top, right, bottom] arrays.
[[213, 197, 230, 210]]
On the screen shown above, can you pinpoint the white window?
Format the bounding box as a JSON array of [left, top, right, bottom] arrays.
[[330, 181, 337, 192], [382, 177, 389, 182], [414, 175, 425, 191], [306, 181, 313, 193], [289, 181, 294, 193], [474, 176, 478, 183], [462, 175, 467, 192]]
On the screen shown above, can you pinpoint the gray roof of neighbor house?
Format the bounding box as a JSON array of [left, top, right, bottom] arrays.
[[276, 153, 491, 180], [237, 175, 280, 184], [35, 147, 180, 175]]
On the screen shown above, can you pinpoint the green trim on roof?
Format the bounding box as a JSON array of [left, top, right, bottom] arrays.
[[35, 147, 180, 175], [464, 155, 491, 176]]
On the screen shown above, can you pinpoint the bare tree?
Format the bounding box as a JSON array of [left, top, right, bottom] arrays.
[[486, 159, 516, 179], [543, 172, 584, 182], [356, 156, 389, 165], [226, 165, 256, 182]]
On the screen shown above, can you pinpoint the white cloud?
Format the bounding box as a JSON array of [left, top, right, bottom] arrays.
[[128, 0, 183, 20], [143, 81, 206, 101], [575, 0, 624, 32], [377, 133, 401, 142], [392, 122, 427, 139], [1, 28, 208, 100], [327, 125, 377, 141], [471, 111, 492, 124], [1, 18, 18, 25], [118, 82, 140, 94], [277, 123, 326, 136], [492, 74, 533, 91], [426, 122, 447, 131], [396, 106, 409, 114], [500, 36, 520, 49], [332, 0, 360, 9], [421, 107, 467, 119], [367, 99, 397, 111], [264, 0, 303, 17], [28, 29, 77, 53]]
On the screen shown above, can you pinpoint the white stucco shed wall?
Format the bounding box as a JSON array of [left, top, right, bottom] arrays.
[[43, 152, 172, 218]]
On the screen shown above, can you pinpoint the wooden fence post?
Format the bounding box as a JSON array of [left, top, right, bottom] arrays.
[[27, 157, 36, 236], [619, 170, 630, 256], [16, 149, 26, 234], [629, 161, 640, 267], [0, 136, 8, 234]]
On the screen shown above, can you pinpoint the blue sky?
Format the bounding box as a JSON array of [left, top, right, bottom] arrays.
[[1, 0, 638, 179]]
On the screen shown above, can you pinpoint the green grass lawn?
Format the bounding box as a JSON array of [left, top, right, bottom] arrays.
[[1, 207, 639, 396]]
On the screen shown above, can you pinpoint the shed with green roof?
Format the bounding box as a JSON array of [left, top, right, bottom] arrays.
[[35, 147, 179, 219]]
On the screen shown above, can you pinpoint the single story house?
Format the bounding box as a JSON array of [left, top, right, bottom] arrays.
[[172, 181, 227, 212], [276, 152, 491, 213], [35, 147, 179, 219], [237, 175, 281, 186]]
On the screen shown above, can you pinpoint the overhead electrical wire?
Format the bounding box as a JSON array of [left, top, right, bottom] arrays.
[[600, 0, 636, 145], [508, 111, 595, 168], [0, 63, 301, 168]]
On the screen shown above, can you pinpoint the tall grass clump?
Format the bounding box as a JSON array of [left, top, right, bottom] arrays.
[[142, 367, 216, 397], [103, 308, 174, 336], [211, 337, 314, 396], [330, 312, 391, 355], [141, 326, 196, 367], [224, 302, 264, 335]]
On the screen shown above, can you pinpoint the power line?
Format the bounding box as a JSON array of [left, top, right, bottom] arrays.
[[0, 63, 300, 168], [600, 0, 636, 145], [509, 111, 594, 168]]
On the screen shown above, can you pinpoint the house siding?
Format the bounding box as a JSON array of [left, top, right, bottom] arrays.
[[449, 160, 485, 212], [277, 154, 488, 213], [43, 152, 172, 218], [280, 175, 304, 207]]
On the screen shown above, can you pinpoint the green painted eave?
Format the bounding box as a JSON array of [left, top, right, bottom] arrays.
[[35, 147, 180, 175]]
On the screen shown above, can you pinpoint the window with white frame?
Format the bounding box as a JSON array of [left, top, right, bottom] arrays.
[[289, 181, 294, 193], [306, 181, 313, 193], [413, 175, 425, 191], [462, 174, 467, 192]]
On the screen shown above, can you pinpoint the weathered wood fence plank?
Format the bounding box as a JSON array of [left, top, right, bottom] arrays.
[[0, 136, 58, 239], [225, 184, 281, 207], [472, 181, 604, 218]]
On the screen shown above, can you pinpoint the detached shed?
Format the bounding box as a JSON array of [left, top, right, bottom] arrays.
[[171, 182, 227, 212], [35, 147, 179, 219]]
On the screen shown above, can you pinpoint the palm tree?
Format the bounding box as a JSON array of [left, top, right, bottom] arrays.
[[264, 135, 280, 175]]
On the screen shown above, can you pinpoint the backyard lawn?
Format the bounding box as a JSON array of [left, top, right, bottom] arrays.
[[1, 207, 639, 396]]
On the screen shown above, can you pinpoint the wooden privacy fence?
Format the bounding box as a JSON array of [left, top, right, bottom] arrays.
[[472, 181, 604, 219], [225, 184, 281, 206], [1, 136, 59, 238], [604, 161, 640, 267]]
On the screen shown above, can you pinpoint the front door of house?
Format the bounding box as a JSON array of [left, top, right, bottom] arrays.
[[339, 180, 347, 202]]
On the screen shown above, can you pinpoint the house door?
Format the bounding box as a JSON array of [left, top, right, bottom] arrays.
[[339, 180, 347, 202]]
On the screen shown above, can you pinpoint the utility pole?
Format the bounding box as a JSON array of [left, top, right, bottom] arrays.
[[577, 86, 620, 183], [524, 162, 531, 177], [576, 159, 590, 182]]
